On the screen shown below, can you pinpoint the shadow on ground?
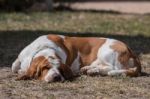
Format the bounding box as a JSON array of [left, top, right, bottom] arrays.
[[0, 30, 150, 67]]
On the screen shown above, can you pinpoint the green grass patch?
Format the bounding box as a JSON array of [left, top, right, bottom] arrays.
[[0, 11, 150, 36]]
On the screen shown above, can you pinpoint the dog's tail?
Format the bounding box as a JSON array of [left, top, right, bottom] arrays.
[[126, 47, 142, 77]]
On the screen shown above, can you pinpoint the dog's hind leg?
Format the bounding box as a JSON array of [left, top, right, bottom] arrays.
[[108, 67, 139, 77], [12, 58, 21, 73], [86, 66, 112, 76]]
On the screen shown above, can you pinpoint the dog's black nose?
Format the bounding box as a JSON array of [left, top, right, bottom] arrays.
[[54, 75, 61, 81]]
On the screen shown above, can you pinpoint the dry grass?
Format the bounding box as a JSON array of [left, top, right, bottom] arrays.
[[0, 11, 150, 99]]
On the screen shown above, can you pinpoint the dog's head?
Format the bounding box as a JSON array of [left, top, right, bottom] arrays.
[[17, 55, 74, 82]]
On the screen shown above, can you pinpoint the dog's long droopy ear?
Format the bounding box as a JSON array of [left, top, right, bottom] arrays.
[[15, 65, 37, 80], [16, 56, 46, 80], [59, 63, 74, 80], [15, 56, 51, 81], [15, 64, 37, 80]]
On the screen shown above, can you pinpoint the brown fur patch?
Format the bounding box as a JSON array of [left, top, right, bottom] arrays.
[[111, 41, 130, 69], [47, 35, 107, 78], [17, 56, 51, 80], [59, 63, 74, 80], [64, 37, 106, 67], [111, 41, 141, 76], [47, 35, 107, 68], [47, 34, 69, 55]]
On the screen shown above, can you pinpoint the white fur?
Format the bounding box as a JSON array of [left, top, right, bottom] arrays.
[[31, 48, 64, 82], [12, 35, 67, 75], [87, 38, 118, 68], [97, 38, 123, 69], [34, 48, 56, 58], [58, 35, 65, 39], [55, 47, 67, 64], [34, 48, 61, 68], [70, 52, 81, 75], [44, 67, 64, 82], [12, 58, 21, 73], [81, 38, 126, 76]]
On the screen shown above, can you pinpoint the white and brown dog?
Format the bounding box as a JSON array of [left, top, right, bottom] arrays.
[[12, 34, 141, 82]]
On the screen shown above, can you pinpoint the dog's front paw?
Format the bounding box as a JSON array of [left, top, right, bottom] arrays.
[[80, 66, 92, 75], [86, 69, 100, 76]]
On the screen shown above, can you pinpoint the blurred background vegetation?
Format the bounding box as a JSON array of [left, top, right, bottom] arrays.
[[0, 0, 54, 12], [0, 0, 74, 12]]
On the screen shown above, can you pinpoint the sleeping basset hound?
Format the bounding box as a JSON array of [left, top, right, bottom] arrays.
[[12, 34, 141, 82]]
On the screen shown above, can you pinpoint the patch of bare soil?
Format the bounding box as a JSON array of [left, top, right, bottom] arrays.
[[0, 31, 150, 99], [0, 54, 150, 99], [0, 32, 150, 99]]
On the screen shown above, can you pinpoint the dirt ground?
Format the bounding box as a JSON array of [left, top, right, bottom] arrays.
[[0, 33, 150, 99], [0, 54, 150, 99], [0, 48, 150, 99]]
